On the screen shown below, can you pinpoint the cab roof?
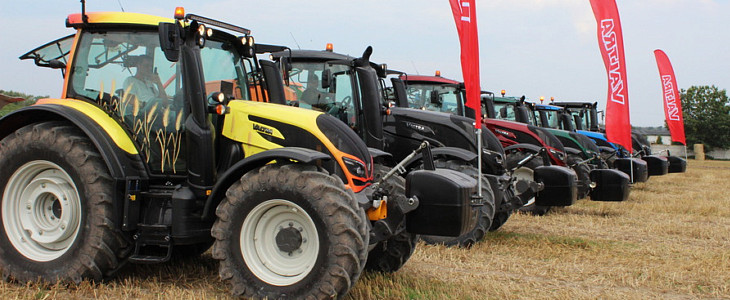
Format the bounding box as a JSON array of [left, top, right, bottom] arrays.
[[66, 12, 174, 28], [551, 101, 597, 109], [534, 103, 562, 111], [272, 49, 353, 61], [401, 75, 460, 85]]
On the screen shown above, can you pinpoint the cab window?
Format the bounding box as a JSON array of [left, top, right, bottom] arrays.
[[68, 31, 185, 174]]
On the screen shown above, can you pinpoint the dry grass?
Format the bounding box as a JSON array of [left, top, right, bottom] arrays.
[[2, 160, 728, 299]]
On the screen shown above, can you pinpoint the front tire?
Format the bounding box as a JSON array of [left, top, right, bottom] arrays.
[[364, 164, 417, 273], [211, 164, 368, 299], [507, 150, 552, 216], [568, 154, 591, 199], [419, 159, 495, 248], [0, 122, 126, 283]]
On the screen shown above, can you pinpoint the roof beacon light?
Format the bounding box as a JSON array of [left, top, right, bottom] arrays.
[[326, 43, 333, 52], [435, 70, 441, 77], [174, 7, 185, 20], [550, 97, 555, 102], [500, 89, 506, 97], [540, 96, 545, 103]]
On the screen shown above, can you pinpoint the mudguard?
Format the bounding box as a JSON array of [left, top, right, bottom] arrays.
[[534, 165, 578, 206], [368, 147, 392, 159], [504, 143, 543, 154], [668, 156, 687, 173], [202, 147, 331, 220], [564, 147, 583, 156], [589, 169, 630, 202], [614, 158, 648, 183], [643, 155, 669, 176], [405, 168, 478, 237], [404, 146, 477, 169]]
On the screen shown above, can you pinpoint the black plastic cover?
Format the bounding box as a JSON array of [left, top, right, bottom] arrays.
[[643, 155, 669, 176], [667, 156, 687, 173], [589, 169, 630, 202], [405, 169, 478, 237], [614, 158, 648, 183], [534, 165, 578, 206]]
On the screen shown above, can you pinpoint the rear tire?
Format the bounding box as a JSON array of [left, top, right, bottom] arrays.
[[364, 164, 417, 273], [212, 164, 368, 299], [0, 122, 126, 283], [418, 159, 495, 248], [507, 151, 552, 216]]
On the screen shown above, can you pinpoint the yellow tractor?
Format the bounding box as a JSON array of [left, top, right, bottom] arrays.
[[0, 7, 478, 299]]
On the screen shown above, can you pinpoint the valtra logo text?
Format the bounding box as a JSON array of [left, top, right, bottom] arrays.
[[662, 75, 681, 121], [601, 19, 625, 105]]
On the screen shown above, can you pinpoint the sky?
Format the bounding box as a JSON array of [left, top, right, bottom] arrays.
[[1, 0, 728, 127]]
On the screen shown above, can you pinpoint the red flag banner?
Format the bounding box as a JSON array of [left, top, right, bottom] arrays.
[[654, 49, 686, 145], [449, 0, 481, 127], [589, 0, 632, 152]]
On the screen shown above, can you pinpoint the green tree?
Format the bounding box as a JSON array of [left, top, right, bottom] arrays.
[[0, 90, 44, 117], [680, 85, 730, 149]]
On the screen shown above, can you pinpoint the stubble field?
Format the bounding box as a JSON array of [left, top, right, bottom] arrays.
[[1, 160, 728, 299]]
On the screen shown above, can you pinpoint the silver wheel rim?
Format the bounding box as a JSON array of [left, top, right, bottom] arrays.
[[513, 167, 536, 206], [240, 199, 320, 286], [2, 160, 82, 261]]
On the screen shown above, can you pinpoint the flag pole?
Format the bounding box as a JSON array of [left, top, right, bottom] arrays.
[[477, 127, 483, 197]]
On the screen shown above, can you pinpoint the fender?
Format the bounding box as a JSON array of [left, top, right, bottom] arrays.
[[202, 147, 331, 220], [564, 147, 583, 156], [598, 146, 617, 154], [504, 143, 543, 154], [403, 146, 478, 170], [368, 147, 392, 159], [0, 104, 146, 180]]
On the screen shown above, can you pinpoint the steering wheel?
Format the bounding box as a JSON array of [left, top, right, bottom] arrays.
[[339, 95, 352, 108]]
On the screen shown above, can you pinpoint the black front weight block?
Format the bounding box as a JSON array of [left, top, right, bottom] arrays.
[[589, 169, 630, 202], [405, 169, 478, 237], [668, 156, 687, 173], [534, 165, 578, 207], [614, 158, 648, 183], [643, 155, 669, 176]]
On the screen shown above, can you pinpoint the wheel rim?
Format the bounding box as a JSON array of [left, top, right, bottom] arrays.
[[2, 160, 82, 262], [240, 199, 320, 286], [513, 167, 536, 206]]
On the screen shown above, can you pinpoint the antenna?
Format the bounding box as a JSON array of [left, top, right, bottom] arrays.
[[410, 60, 420, 75], [289, 32, 301, 50], [117, 0, 125, 12], [80, 0, 88, 23]]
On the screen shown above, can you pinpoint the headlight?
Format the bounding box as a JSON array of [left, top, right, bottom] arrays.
[[343, 156, 367, 178], [549, 148, 565, 162], [483, 148, 504, 165]]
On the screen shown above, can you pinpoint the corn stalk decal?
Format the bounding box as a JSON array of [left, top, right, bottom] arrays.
[[154, 107, 184, 173], [105, 80, 184, 173]]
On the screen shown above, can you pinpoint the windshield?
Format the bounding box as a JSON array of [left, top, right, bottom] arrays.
[[540, 109, 561, 129], [493, 102, 517, 122], [200, 39, 252, 100], [286, 62, 358, 129], [404, 83, 461, 114]]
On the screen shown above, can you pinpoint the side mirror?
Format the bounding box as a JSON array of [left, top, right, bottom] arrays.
[[430, 91, 441, 105], [159, 22, 180, 62], [321, 69, 331, 89], [499, 106, 508, 118]]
